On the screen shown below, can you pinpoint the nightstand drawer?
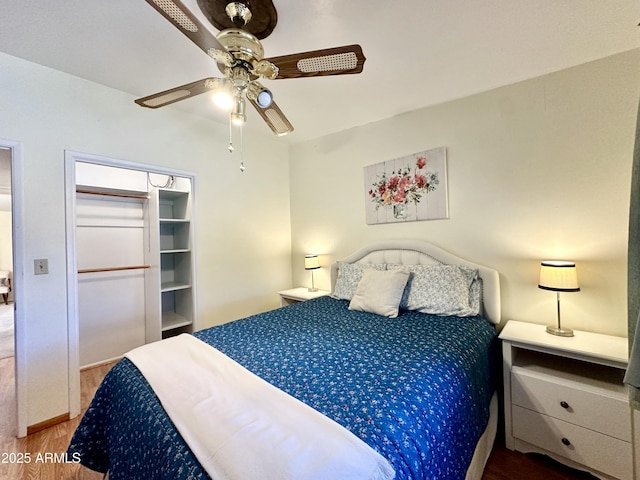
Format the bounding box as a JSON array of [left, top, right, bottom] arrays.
[[513, 406, 633, 480], [512, 366, 630, 441]]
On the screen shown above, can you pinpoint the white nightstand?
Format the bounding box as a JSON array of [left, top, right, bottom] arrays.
[[278, 287, 330, 307], [499, 320, 632, 480]]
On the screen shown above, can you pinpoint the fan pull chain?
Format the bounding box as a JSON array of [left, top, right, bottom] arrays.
[[228, 116, 234, 153], [227, 113, 245, 172], [239, 120, 245, 172]]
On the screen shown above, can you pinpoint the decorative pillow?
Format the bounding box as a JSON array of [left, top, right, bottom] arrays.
[[348, 268, 410, 318], [388, 264, 479, 316], [468, 275, 482, 315], [331, 262, 387, 300]]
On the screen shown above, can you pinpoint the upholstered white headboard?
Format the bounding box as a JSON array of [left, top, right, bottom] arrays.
[[330, 240, 501, 325]]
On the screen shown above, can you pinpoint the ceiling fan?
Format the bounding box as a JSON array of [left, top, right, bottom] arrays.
[[135, 0, 367, 136]]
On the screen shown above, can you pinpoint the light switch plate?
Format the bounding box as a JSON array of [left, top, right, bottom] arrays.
[[34, 259, 48, 275]]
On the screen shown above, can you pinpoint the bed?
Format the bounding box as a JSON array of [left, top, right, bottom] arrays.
[[68, 240, 501, 480]]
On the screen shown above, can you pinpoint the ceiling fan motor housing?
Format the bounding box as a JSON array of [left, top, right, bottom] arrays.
[[216, 28, 264, 75], [215, 27, 279, 90]]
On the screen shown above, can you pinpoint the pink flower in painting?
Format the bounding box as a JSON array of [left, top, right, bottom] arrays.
[[415, 174, 426, 189], [399, 175, 412, 192], [387, 176, 400, 191], [416, 156, 426, 169], [393, 190, 406, 203]]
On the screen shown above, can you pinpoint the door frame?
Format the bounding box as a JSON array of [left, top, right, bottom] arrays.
[[64, 150, 197, 416], [0, 138, 26, 437]]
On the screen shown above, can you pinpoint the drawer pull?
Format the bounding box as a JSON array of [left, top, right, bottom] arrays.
[[561, 437, 571, 446], [560, 401, 570, 409]]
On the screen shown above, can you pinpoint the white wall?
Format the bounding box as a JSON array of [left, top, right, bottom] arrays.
[[289, 48, 640, 338], [0, 52, 291, 427]]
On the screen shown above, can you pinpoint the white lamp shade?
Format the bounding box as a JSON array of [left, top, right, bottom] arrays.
[[304, 255, 320, 270], [538, 261, 580, 292]]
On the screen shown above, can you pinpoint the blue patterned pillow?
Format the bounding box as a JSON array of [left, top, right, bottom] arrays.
[[388, 264, 479, 316], [469, 275, 482, 315], [331, 262, 387, 300]]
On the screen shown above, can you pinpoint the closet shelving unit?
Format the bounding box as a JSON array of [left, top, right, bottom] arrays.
[[145, 184, 195, 341]]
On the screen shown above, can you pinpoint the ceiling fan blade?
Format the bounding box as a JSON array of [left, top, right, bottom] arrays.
[[143, 0, 230, 62], [135, 78, 220, 108], [265, 44, 366, 79], [248, 98, 294, 136]]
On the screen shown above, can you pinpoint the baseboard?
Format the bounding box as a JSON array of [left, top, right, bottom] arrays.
[[81, 356, 122, 371], [27, 412, 70, 435]]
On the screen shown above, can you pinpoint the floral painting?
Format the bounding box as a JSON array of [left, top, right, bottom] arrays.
[[364, 147, 448, 224]]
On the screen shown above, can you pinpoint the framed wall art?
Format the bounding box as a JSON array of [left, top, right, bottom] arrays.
[[364, 147, 448, 225]]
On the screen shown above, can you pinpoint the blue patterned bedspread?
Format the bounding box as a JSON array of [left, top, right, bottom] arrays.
[[69, 296, 496, 480]]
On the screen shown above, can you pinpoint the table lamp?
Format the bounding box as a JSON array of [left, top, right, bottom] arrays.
[[304, 254, 320, 292], [538, 261, 580, 337]]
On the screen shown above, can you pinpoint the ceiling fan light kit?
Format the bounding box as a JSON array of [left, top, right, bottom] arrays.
[[230, 96, 246, 125], [246, 82, 273, 108], [210, 81, 234, 110], [136, 0, 366, 167]]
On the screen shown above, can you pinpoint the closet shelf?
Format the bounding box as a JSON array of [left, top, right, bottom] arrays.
[[161, 281, 191, 292], [77, 224, 146, 229], [160, 218, 190, 223], [77, 188, 149, 200], [161, 313, 192, 332], [78, 265, 150, 274]]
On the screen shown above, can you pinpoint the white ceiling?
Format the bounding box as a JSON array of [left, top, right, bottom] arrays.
[[1, 1, 639, 143]]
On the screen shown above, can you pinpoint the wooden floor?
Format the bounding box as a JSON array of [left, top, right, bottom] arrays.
[[482, 445, 598, 480], [0, 356, 109, 479], [0, 355, 598, 480]]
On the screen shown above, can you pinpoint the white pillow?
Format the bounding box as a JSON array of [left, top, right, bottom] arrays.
[[348, 268, 410, 318], [388, 264, 479, 316], [331, 262, 387, 300]]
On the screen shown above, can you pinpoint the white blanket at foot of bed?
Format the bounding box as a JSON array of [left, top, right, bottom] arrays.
[[126, 334, 395, 480]]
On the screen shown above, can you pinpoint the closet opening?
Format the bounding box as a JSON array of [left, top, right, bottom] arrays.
[[65, 151, 196, 419]]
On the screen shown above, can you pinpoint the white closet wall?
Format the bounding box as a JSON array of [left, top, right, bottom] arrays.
[[75, 162, 150, 367], [76, 194, 147, 366]]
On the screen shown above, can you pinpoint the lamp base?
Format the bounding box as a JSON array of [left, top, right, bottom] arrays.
[[546, 325, 574, 337], [307, 287, 318, 292]]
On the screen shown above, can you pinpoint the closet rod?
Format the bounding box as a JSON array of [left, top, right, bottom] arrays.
[[76, 188, 149, 200], [78, 265, 151, 274]]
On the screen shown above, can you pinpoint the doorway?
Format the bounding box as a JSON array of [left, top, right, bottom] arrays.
[[0, 146, 14, 439], [0, 139, 26, 437]]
